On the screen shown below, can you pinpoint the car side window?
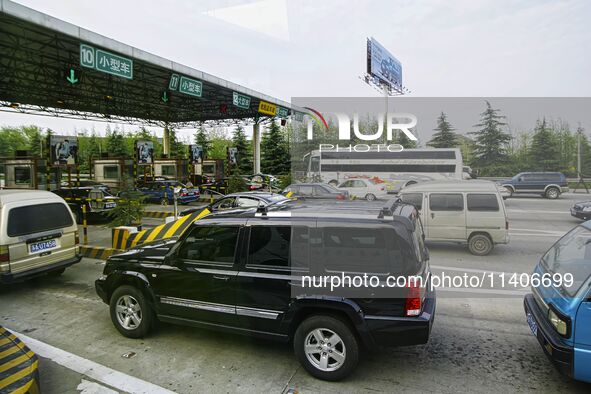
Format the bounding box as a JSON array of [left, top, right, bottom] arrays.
[[177, 226, 239, 264], [299, 186, 314, 196], [400, 193, 423, 210], [213, 197, 236, 210], [340, 180, 353, 188], [467, 194, 499, 211], [353, 180, 366, 187], [247, 226, 291, 268], [236, 197, 259, 208], [429, 193, 464, 211]]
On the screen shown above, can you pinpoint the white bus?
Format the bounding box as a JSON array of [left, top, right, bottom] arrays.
[[302, 148, 467, 189]]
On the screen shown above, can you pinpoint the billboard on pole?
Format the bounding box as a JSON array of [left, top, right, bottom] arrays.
[[367, 37, 402, 88], [136, 140, 154, 164], [50, 136, 78, 165], [189, 145, 203, 164]]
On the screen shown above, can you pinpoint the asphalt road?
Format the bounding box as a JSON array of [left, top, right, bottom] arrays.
[[2, 193, 591, 393]]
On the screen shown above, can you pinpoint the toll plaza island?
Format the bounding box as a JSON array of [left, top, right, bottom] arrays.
[[1, 1, 591, 393]]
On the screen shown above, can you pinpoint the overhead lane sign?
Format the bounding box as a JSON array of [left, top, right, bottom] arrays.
[[233, 92, 251, 109], [80, 44, 133, 80], [179, 76, 203, 97], [258, 100, 277, 116], [277, 106, 289, 118]]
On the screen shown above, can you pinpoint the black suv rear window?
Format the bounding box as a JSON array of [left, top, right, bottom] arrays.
[[467, 194, 499, 211], [7, 202, 73, 237]]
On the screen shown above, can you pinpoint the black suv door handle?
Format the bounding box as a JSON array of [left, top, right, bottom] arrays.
[[213, 275, 230, 281]]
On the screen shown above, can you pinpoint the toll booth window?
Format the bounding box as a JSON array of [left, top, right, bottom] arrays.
[[7, 203, 73, 237], [14, 167, 32, 184], [178, 226, 239, 264], [247, 226, 291, 268], [103, 165, 119, 179], [202, 164, 215, 175], [161, 165, 176, 176]]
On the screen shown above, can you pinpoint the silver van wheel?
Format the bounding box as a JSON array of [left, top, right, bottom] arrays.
[[468, 234, 493, 256], [304, 328, 346, 372], [115, 295, 142, 330], [365, 193, 376, 201]]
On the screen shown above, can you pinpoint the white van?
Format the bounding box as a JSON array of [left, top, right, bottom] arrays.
[[0, 190, 81, 283], [399, 180, 509, 255]]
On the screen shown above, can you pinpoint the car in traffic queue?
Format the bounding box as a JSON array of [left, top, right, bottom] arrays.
[[337, 178, 388, 201], [570, 201, 591, 221], [0, 326, 40, 393], [53, 186, 118, 224], [0, 190, 81, 283], [60, 180, 112, 194], [95, 199, 435, 381], [282, 183, 348, 200], [498, 172, 569, 199], [137, 180, 199, 205], [246, 174, 280, 191], [179, 191, 290, 217], [399, 180, 509, 256], [524, 222, 591, 383]]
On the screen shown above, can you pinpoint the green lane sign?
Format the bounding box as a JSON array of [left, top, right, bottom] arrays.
[[178, 76, 203, 97], [277, 107, 289, 118], [232, 92, 250, 109], [169, 74, 180, 91], [79, 43, 133, 80]]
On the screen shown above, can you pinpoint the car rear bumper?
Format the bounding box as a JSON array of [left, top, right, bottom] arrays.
[[524, 294, 573, 377], [363, 294, 436, 348], [0, 254, 82, 284], [95, 276, 109, 304]]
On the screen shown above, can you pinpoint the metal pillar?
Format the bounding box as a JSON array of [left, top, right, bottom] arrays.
[[163, 124, 170, 157], [253, 122, 261, 174]]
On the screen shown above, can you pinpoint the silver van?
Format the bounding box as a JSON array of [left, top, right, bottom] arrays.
[[399, 180, 509, 255], [0, 190, 81, 283]]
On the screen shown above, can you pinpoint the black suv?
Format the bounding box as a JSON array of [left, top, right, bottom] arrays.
[[499, 172, 569, 199], [95, 201, 435, 381]]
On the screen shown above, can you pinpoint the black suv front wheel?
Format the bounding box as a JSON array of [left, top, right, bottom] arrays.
[[294, 315, 359, 381], [110, 285, 153, 338]]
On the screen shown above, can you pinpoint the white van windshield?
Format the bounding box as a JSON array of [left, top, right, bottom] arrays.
[[542, 225, 591, 297], [7, 203, 73, 237]]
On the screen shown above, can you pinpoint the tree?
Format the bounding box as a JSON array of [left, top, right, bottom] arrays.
[[529, 119, 560, 171], [106, 126, 128, 157], [0, 127, 29, 156], [428, 112, 457, 148], [470, 101, 510, 174], [23, 126, 43, 156], [261, 119, 290, 175], [231, 125, 252, 174], [194, 126, 212, 159], [169, 129, 186, 159]]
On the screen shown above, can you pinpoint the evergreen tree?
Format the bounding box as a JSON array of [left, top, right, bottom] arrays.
[[529, 119, 560, 171], [261, 119, 290, 175], [169, 129, 186, 158], [23, 126, 43, 156], [231, 125, 252, 174], [397, 130, 418, 148], [88, 130, 102, 159], [194, 126, 212, 159], [428, 112, 457, 148], [106, 126, 127, 157], [470, 101, 510, 172]]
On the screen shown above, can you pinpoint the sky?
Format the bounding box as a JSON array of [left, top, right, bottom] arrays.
[[1, 0, 590, 141]]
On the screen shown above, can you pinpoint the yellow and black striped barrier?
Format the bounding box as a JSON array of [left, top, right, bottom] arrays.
[[79, 246, 118, 260], [113, 208, 211, 250], [0, 326, 40, 394]]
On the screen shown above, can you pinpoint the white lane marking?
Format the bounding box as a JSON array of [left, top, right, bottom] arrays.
[[511, 233, 562, 238], [12, 331, 176, 394], [436, 287, 528, 296], [430, 265, 521, 277], [77, 379, 118, 394], [507, 209, 567, 214]]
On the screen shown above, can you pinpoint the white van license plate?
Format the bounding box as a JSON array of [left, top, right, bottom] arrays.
[[30, 239, 58, 254]]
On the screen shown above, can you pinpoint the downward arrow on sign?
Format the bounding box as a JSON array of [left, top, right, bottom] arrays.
[[162, 91, 169, 102], [66, 69, 78, 84]]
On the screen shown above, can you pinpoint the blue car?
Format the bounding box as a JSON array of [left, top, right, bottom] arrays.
[[138, 181, 199, 205], [499, 172, 569, 199], [524, 222, 591, 383]]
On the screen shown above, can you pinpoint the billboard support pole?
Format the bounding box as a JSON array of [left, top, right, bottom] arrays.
[[253, 120, 261, 174], [163, 123, 170, 157]]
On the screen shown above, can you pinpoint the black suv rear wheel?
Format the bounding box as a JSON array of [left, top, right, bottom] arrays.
[[109, 285, 153, 338], [294, 315, 359, 381], [545, 187, 560, 199]]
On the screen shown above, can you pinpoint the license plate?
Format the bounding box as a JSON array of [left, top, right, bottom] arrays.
[[30, 239, 58, 254], [104, 203, 116, 208], [527, 312, 538, 336]]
